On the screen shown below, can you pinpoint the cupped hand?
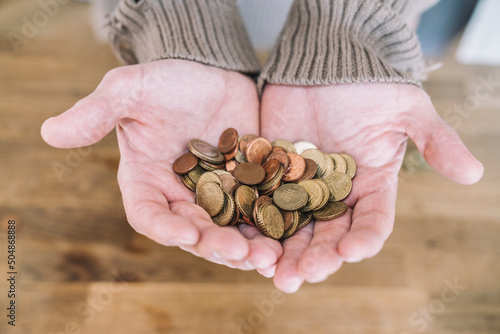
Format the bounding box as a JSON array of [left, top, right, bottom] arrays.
[[260, 83, 483, 292], [41, 59, 282, 271]]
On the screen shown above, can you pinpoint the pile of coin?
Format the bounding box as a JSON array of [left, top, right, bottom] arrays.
[[173, 128, 356, 240]]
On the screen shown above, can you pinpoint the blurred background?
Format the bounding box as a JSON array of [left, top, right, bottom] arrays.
[[0, 0, 499, 333]]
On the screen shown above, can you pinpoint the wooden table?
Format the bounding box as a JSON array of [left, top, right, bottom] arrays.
[[1, 1, 499, 333]]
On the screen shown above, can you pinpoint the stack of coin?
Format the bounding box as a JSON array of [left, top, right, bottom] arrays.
[[173, 128, 357, 240]]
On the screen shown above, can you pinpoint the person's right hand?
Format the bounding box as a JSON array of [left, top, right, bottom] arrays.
[[41, 59, 282, 271]]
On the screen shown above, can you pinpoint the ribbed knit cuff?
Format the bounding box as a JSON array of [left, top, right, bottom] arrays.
[[106, 0, 261, 75], [259, 0, 430, 90]]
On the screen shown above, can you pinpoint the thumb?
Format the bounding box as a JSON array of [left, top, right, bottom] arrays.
[[41, 94, 120, 149], [40, 65, 142, 148], [407, 102, 484, 185]]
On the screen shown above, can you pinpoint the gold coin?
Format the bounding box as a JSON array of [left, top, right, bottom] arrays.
[[298, 180, 325, 212], [329, 153, 347, 173], [257, 164, 284, 191], [234, 150, 247, 164], [293, 141, 317, 155], [314, 179, 331, 211], [234, 185, 258, 219], [181, 174, 196, 191], [301, 149, 327, 176], [319, 153, 335, 178], [323, 172, 353, 202], [296, 211, 313, 231], [253, 195, 273, 224], [212, 192, 236, 226], [228, 203, 240, 226], [313, 202, 348, 221], [282, 210, 299, 239], [187, 165, 206, 186], [199, 160, 225, 171], [196, 182, 225, 217], [272, 140, 297, 153], [341, 153, 357, 179], [188, 139, 224, 164], [272, 183, 309, 211], [197, 171, 222, 189], [260, 180, 282, 196], [256, 203, 285, 240]]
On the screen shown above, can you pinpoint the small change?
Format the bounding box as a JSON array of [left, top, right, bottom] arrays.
[[173, 128, 356, 240]]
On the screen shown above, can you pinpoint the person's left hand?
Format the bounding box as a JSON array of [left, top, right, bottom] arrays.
[[259, 83, 484, 293]]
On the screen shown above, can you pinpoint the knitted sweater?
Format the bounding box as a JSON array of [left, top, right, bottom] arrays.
[[105, 0, 438, 88]]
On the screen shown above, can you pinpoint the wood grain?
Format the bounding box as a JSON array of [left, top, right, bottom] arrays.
[[1, 1, 499, 333]]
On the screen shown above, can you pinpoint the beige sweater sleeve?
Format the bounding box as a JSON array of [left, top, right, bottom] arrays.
[[105, 0, 261, 75], [258, 0, 438, 89]]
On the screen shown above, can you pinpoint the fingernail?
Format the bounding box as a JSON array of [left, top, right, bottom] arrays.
[[245, 260, 255, 269], [306, 275, 328, 284], [259, 267, 276, 278], [284, 276, 302, 293], [177, 236, 197, 246], [344, 257, 362, 263]]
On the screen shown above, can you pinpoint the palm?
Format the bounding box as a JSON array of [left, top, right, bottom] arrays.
[[261, 83, 483, 292], [42, 60, 282, 271]]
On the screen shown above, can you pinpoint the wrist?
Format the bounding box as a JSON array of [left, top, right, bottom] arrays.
[[106, 0, 261, 75]]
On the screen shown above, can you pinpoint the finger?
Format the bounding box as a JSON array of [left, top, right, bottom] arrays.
[[297, 213, 351, 283], [118, 162, 200, 246], [238, 224, 283, 269], [190, 223, 251, 261], [337, 171, 397, 261], [41, 67, 137, 148], [257, 265, 276, 278], [121, 160, 252, 263], [407, 98, 483, 185], [273, 224, 314, 293]]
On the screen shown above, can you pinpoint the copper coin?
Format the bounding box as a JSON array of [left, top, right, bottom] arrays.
[[225, 160, 238, 172], [229, 205, 241, 226], [266, 150, 290, 170], [282, 210, 299, 239], [282, 153, 306, 182], [173, 152, 199, 175], [261, 159, 282, 184], [245, 137, 273, 166], [280, 210, 296, 231], [232, 162, 266, 185], [294, 158, 317, 183], [219, 174, 240, 195], [239, 134, 258, 153], [242, 215, 255, 227], [218, 128, 239, 154], [224, 144, 239, 161]]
